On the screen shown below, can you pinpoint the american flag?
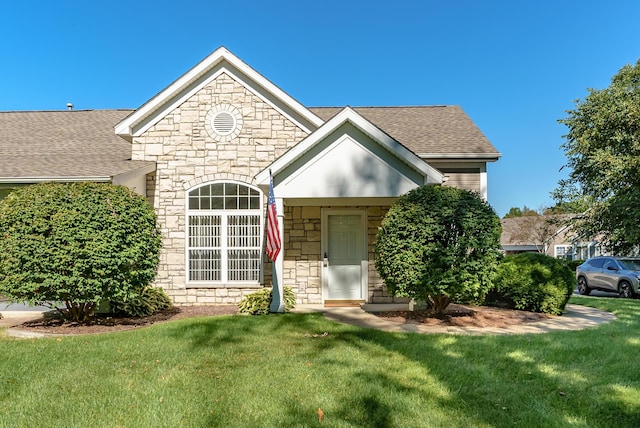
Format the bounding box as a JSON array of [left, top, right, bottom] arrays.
[[266, 173, 281, 262]]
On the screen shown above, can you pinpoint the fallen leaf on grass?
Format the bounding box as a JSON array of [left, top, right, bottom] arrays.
[[318, 408, 324, 423]]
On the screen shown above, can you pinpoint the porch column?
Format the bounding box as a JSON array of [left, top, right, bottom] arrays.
[[270, 197, 285, 313]]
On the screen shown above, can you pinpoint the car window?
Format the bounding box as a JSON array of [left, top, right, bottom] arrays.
[[618, 259, 640, 271], [603, 259, 618, 270], [588, 258, 604, 268]]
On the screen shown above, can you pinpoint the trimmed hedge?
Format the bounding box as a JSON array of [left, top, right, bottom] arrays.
[[0, 182, 162, 322], [486, 252, 575, 315], [374, 185, 502, 315]]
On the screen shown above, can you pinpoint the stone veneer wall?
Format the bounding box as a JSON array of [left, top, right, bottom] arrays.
[[283, 206, 322, 304], [283, 205, 408, 304], [366, 206, 410, 303], [131, 72, 308, 305]]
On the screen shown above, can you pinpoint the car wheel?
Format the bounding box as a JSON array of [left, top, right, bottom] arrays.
[[577, 277, 591, 295], [619, 281, 635, 299]]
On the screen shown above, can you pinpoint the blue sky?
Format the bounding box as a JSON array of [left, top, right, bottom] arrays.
[[2, 1, 639, 217]]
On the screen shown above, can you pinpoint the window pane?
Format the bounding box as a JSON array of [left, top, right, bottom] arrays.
[[227, 249, 260, 281], [210, 183, 224, 197], [225, 196, 238, 209], [211, 197, 224, 209], [189, 249, 221, 281], [225, 183, 239, 197], [189, 197, 200, 210], [200, 197, 211, 210], [189, 215, 221, 248], [228, 215, 261, 247], [250, 195, 260, 209]]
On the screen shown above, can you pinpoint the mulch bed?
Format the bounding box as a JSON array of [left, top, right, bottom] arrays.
[[14, 305, 239, 335], [372, 304, 551, 328]]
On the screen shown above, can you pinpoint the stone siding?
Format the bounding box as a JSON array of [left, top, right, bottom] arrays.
[[131, 72, 308, 305], [282, 205, 405, 304], [283, 206, 323, 304], [367, 206, 410, 303]]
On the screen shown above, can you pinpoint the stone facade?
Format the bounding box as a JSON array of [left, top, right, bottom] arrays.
[[131, 72, 308, 305], [127, 64, 488, 307], [283, 206, 322, 304], [282, 204, 408, 305]]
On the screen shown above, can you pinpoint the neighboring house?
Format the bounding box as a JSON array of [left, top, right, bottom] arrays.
[[500, 215, 605, 260], [0, 47, 501, 305]]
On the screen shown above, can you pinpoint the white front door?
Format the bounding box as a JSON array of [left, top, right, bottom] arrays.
[[323, 209, 367, 300]]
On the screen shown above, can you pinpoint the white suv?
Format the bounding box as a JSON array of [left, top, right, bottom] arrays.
[[576, 256, 640, 298]]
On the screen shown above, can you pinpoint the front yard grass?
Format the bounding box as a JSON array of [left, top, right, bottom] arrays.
[[1, 296, 639, 427]]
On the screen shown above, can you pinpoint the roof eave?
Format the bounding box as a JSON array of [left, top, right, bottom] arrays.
[[0, 176, 113, 184], [418, 153, 502, 161]]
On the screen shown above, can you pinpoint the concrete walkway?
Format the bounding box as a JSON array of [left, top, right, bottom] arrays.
[[0, 302, 50, 329], [292, 303, 617, 335]]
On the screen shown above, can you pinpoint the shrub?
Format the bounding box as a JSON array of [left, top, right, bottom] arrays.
[[110, 287, 172, 317], [238, 287, 296, 315], [563, 259, 584, 272], [486, 253, 575, 315], [375, 185, 502, 316], [0, 182, 162, 322]]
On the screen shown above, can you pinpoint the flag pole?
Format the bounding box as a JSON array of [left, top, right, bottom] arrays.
[[267, 170, 284, 313]]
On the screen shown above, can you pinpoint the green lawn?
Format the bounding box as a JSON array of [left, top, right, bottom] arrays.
[[1, 296, 639, 427]]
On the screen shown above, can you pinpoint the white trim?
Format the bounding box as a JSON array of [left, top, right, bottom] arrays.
[[479, 164, 488, 200], [284, 197, 398, 206], [115, 47, 324, 139], [256, 107, 444, 186], [418, 153, 502, 161], [321, 208, 368, 302], [184, 180, 264, 286], [0, 176, 112, 183], [0, 164, 156, 185], [112, 163, 157, 182]]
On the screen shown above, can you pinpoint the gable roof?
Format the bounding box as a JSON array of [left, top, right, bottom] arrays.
[[0, 110, 155, 182], [310, 106, 500, 160], [255, 107, 444, 198], [115, 47, 324, 139]]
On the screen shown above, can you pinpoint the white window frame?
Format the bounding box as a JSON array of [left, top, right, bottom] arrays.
[[554, 244, 574, 259], [186, 181, 264, 287]]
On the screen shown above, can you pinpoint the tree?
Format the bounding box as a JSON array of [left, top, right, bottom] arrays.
[[505, 214, 568, 254], [503, 206, 538, 218], [374, 185, 502, 316], [0, 182, 162, 322], [555, 58, 640, 254]]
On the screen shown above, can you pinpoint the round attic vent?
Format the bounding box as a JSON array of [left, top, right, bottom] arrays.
[[213, 111, 236, 135], [205, 104, 243, 141]]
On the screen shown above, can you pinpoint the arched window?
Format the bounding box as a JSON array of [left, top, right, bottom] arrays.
[[187, 181, 263, 284]]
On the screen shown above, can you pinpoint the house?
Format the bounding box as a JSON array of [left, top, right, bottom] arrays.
[[500, 215, 605, 260], [0, 47, 501, 305]]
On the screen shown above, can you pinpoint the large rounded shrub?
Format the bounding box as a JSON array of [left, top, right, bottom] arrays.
[[375, 185, 502, 315], [487, 253, 575, 315], [0, 182, 162, 321]]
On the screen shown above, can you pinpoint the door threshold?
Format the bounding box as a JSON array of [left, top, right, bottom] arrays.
[[324, 300, 365, 307]]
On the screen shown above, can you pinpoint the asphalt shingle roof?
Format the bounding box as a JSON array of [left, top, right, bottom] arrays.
[[0, 106, 498, 181], [310, 106, 499, 156], [0, 109, 154, 180]]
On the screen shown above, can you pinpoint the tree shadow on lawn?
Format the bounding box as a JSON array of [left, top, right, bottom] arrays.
[[166, 303, 640, 427]]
